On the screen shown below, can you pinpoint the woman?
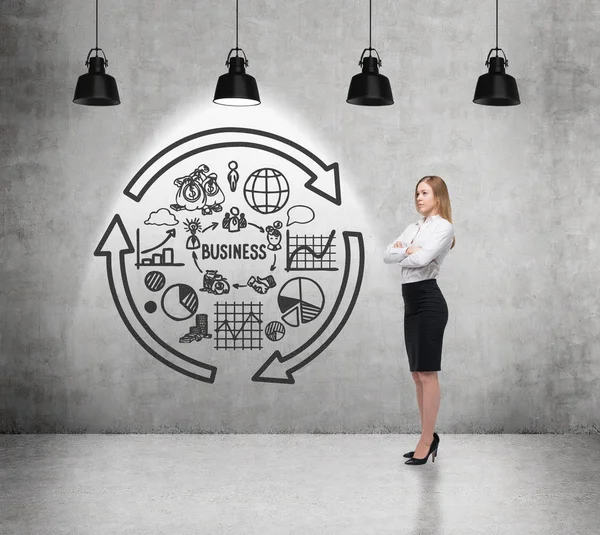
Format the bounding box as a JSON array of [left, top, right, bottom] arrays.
[[383, 176, 456, 465]]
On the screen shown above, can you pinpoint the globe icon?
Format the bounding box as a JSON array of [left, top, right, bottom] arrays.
[[243, 168, 290, 214]]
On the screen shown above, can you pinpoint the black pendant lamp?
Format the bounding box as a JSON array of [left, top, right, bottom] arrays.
[[214, 0, 260, 106], [347, 0, 393, 106], [73, 0, 120, 106], [473, 0, 520, 106]]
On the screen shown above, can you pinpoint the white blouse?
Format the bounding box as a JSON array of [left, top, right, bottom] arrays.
[[383, 214, 455, 284]]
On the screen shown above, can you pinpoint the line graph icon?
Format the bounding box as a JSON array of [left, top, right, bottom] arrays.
[[285, 229, 338, 271], [214, 302, 263, 350]]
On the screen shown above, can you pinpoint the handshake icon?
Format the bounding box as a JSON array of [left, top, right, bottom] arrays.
[[247, 275, 276, 294]]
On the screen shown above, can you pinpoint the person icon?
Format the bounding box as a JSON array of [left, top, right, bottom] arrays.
[[266, 220, 283, 250], [183, 217, 201, 249], [223, 206, 246, 233], [227, 160, 240, 192], [239, 211, 247, 230]]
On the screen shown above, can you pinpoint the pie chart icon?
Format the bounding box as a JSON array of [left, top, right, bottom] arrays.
[[161, 283, 199, 321], [277, 277, 325, 327]]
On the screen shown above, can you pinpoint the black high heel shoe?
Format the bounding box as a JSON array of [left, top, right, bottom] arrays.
[[403, 432, 438, 458], [404, 433, 439, 465]]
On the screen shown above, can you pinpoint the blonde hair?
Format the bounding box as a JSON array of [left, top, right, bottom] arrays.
[[415, 176, 456, 250]]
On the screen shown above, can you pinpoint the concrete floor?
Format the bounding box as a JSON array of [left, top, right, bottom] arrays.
[[1, 434, 599, 534]]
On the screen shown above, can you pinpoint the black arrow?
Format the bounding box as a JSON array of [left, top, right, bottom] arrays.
[[192, 251, 203, 273], [202, 222, 218, 233], [252, 231, 364, 384], [94, 214, 217, 383], [123, 128, 342, 206], [140, 228, 176, 254], [247, 222, 265, 233]]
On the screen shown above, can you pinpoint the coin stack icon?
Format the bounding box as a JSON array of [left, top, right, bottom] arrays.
[[179, 313, 213, 343]]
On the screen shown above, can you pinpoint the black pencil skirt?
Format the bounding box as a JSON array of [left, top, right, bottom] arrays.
[[402, 278, 448, 372]]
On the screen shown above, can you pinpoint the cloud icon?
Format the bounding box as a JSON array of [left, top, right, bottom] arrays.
[[145, 208, 179, 226]]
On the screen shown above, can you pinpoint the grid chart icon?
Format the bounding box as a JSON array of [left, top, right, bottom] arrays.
[[285, 229, 339, 271], [214, 302, 263, 350]]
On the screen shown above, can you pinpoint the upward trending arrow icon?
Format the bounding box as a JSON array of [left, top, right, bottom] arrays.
[[94, 214, 218, 384]]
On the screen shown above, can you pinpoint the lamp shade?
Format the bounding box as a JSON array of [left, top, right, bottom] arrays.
[[473, 56, 520, 106], [214, 56, 260, 106], [73, 56, 120, 106], [347, 56, 393, 106]]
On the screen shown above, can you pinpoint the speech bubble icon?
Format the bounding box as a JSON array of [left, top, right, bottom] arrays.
[[286, 205, 315, 227]]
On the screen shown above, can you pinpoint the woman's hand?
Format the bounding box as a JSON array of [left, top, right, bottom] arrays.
[[393, 241, 421, 254]]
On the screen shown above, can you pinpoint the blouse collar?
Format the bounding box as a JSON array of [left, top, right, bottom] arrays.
[[419, 213, 441, 225]]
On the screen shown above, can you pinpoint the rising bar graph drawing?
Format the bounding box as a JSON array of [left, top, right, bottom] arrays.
[[136, 229, 184, 269]]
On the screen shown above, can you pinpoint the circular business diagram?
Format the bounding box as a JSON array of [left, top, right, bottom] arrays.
[[265, 321, 286, 341], [277, 277, 324, 327], [161, 284, 199, 321], [244, 168, 290, 214]]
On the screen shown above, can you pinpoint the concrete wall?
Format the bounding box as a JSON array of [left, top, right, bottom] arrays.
[[1, 0, 599, 433]]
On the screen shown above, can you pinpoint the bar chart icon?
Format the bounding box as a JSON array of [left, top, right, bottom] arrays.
[[136, 229, 184, 269]]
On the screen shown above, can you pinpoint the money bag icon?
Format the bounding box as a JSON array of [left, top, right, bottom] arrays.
[[170, 165, 209, 212], [201, 170, 226, 215]]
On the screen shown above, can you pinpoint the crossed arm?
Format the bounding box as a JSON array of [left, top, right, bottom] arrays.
[[383, 223, 454, 268], [383, 237, 412, 264]]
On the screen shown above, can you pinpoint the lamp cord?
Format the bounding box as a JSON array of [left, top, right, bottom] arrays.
[[495, 0, 498, 55], [236, 0, 239, 56], [369, 0, 372, 56], [95, 0, 99, 55]]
